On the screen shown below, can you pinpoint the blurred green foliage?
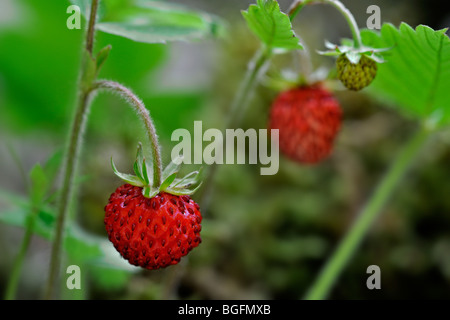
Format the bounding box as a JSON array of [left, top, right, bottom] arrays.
[[1, 0, 450, 300]]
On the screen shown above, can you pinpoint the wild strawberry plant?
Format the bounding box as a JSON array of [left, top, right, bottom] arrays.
[[0, 0, 220, 299], [1, 0, 450, 300], [217, 0, 450, 300]]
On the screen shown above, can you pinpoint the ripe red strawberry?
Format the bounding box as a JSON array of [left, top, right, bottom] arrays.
[[105, 143, 203, 270], [269, 85, 342, 164], [104, 185, 202, 270]]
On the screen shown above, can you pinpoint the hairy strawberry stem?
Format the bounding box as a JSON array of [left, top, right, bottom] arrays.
[[289, 0, 362, 48], [92, 80, 163, 188], [45, 0, 100, 299], [305, 127, 431, 299]]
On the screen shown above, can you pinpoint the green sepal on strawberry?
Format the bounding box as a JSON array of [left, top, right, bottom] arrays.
[[105, 143, 203, 270], [111, 142, 202, 198], [318, 39, 390, 91]]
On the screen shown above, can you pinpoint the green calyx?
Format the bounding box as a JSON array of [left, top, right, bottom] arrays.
[[318, 39, 390, 64], [111, 142, 203, 198]]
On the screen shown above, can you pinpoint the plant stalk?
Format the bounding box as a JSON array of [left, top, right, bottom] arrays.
[[44, 0, 100, 299], [92, 80, 163, 187], [44, 89, 95, 299], [304, 127, 431, 300], [4, 206, 39, 300], [86, 0, 99, 55]]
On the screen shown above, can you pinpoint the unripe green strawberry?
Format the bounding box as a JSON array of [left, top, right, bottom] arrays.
[[337, 54, 377, 91]]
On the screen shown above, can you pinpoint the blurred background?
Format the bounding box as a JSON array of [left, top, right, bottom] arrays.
[[1, 0, 450, 299]]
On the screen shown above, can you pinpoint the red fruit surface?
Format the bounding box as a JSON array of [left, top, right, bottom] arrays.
[[104, 184, 202, 270], [269, 85, 342, 164]]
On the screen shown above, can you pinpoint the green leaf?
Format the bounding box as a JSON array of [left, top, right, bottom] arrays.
[[89, 265, 132, 290], [96, 44, 112, 72], [65, 225, 103, 262], [361, 23, 450, 127], [0, 205, 53, 239], [29, 164, 48, 206], [94, 0, 224, 44], [242, 0, 303, 53], [43, 149, 64, 186], [0, 190, 136, 277]]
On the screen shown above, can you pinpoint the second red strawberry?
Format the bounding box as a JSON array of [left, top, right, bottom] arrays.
[[269, 85, 342, 164]]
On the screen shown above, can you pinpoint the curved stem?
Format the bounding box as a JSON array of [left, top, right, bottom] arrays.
[[226, 47, 272, 129], [289, 0, 362, 48], [92, 80, 163, 187], [304, 127, 431, 300]]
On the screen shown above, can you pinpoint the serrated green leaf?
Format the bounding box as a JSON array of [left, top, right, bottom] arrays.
[[242, 0, 303, 53], [362, 23, 450, 127], [94, 0, 224, 44]]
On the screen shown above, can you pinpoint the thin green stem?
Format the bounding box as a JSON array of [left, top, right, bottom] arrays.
[[4, 206, 39, 300], [305, 127, 431, 300], [289, 0, 362, 48], [226, 47, 272, 129], [44, 0, 100, 299], [44, 89, 95, 299], [86, 0, 99, 54], [92, 80, 163, 187]]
